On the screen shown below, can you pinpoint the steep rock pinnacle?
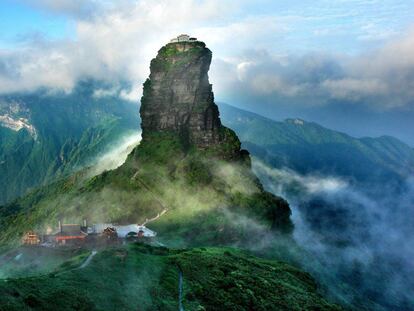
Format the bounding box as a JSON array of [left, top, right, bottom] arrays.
[[140, 38, 243, 160]]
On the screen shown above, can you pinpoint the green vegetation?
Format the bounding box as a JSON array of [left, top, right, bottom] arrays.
[[0, 127, 33, 156], [0, 122, 292, 246], [0, 47, 342, 310], [0, 244, 341, 311], [200, 126, 243, 160], [0, 80, 139, 205], [150, 41, 209, 72], [159, 41, 207, 59], [184, 157, 213, 185], [0, 247, 89, 279], [134, 131, 184, 165]]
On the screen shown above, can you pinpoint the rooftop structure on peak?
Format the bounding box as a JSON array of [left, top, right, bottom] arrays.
[[169, 34, 197, 43]]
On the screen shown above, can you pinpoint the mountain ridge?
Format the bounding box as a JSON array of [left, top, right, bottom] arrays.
[[0, 80, 139, 205], [0, 39, 293, 245], [221, 103, 414, 147], [1, 88, 411, 207], [219, 103, 414, 186]]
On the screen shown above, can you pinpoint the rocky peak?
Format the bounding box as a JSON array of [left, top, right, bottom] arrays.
[[139, 38, 243, 160]]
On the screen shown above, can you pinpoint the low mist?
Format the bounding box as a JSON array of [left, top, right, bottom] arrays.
[[252, 159, 414, 310], [3, 128, 412, 310], [87, 131, 141, 177]]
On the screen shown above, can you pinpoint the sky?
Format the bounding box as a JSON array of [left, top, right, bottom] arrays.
[[1, 0, 414, 145]]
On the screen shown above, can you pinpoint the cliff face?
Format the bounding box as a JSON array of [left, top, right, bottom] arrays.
[[140, 40, 242, 159], [0, 38, 293, 246], [133, 38, 292, 235]]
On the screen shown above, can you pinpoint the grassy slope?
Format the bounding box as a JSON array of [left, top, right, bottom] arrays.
[[0, 247, 89, 279], [0, 130, 292, 246], [0, 244, 341, 311], [0, 128, 340, 310], [0, 54, 343, 309]]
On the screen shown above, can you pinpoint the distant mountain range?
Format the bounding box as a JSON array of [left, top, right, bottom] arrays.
[[219, 103, 414, 310], [0, 41, 325, 311], [220, 103, 414, 188], [2, 87, 413, 206], [0, 80, 139, 205], [1, 80, 413, 310]]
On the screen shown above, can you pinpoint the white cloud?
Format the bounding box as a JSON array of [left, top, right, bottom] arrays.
[[251, 73, 303, 96], [252, 158, 414, 307], [0, 0, 240, 97], [321, 78, 388, 100], [1, 0, 414, 111], [213, 27, 414, 109], [87, 131, 141, 177], [252, 160, 348, 195]]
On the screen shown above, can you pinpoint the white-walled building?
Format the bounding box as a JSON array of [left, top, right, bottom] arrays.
[[91, 223, 156, 238], [169, 34, 197, 43], [114, 224, 156, 238]]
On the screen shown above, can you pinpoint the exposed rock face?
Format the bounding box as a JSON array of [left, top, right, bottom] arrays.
[[140, 40, 242, 159], [0, 114, 37, 138], [134, 38, 292, 234], [0, 101, 37, 139]]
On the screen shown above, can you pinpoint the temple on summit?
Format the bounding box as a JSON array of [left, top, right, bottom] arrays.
[[169, 34, 197, 43]]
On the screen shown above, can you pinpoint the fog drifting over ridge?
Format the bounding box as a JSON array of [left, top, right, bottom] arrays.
[[87, 131, 141, 177], [252, 159, 414, 309]]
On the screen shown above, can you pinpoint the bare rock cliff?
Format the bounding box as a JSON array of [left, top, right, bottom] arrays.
[[140, 40, 243, 160]]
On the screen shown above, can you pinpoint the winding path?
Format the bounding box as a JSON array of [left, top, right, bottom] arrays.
[[79, 250, 97, 269], [142, 209, 167, 226], [132, 170, 169, 225], [132, 171, 183, 310]]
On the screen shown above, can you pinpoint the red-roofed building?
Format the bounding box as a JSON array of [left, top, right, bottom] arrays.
[[55, 223, 87, 245]]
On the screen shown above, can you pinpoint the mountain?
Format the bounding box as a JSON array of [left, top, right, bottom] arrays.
[[0, 39, 293, 246], [220, 103, 414, 187], [1, 81, 410, 310], [139, 41, 246, 160], [4, 84, 410, 210], [0, 81, 139, 205], [219, 104, 414, 310], [0, 38, 342, 311]]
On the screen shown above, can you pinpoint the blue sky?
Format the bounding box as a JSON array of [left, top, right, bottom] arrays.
[[1, 0, 412, 53], [0, 0, 414, 144], [237, 0, 414, 52], [0, 0, 74, 47]]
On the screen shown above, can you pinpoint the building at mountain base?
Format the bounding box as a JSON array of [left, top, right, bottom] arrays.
[[22, 220, 156, 247], [54, 224, 88, 245], [22, 231, 40, 245]]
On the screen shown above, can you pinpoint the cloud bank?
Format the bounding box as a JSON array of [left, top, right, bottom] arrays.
[[252, 160, 414, 309], [0, 1, 412, 110], [1, 0, 414, 143], [217, 28, 414, 110]]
